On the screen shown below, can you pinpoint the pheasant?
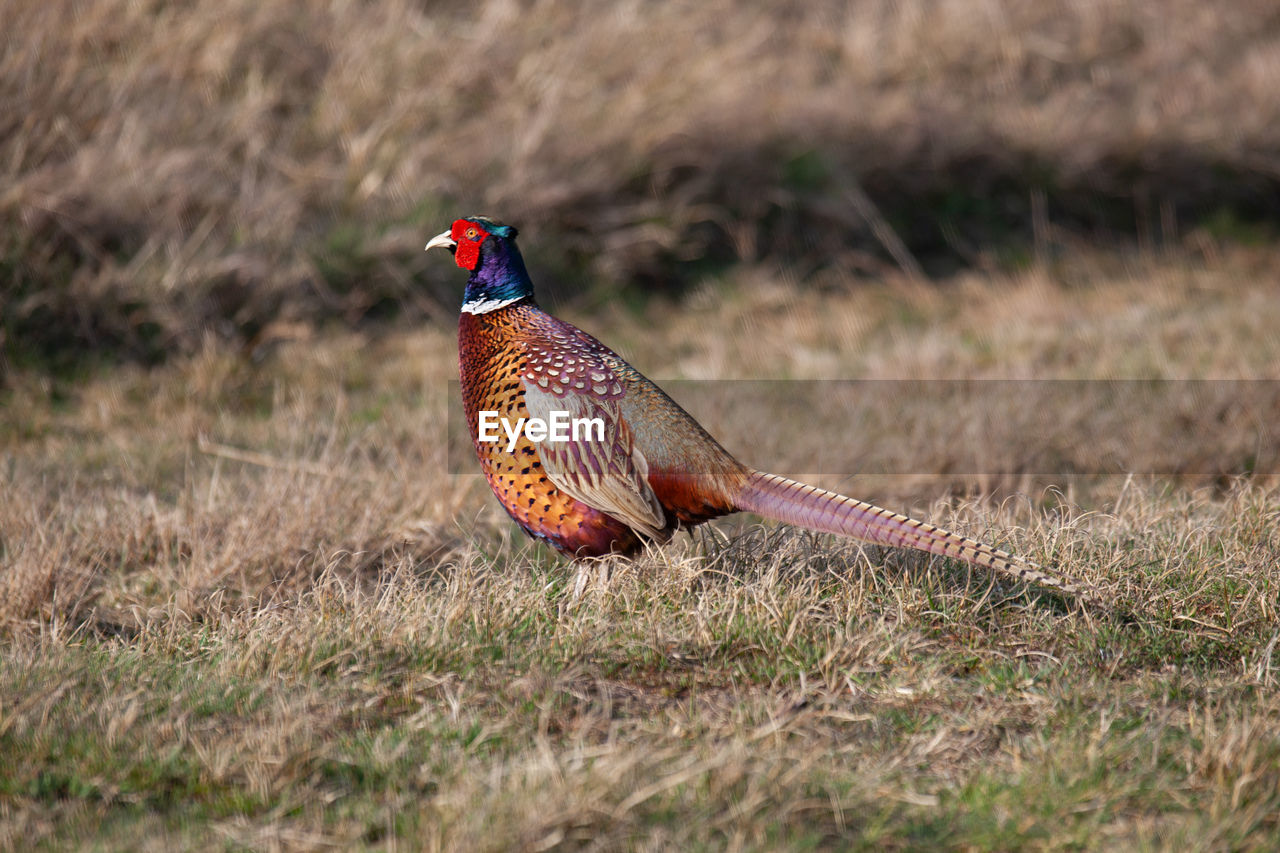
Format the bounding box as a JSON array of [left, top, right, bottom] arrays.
[[427, 216, 1103, 607]]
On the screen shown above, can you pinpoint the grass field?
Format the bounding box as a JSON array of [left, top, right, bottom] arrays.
[[4, 0, 1280, 849], [5, 254, 1280, 848]]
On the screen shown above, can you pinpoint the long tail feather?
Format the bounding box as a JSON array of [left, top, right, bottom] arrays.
[[735, 470, 1104, 607]]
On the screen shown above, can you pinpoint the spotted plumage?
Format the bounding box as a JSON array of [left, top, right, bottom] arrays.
[[428, 216, 1106, 608]]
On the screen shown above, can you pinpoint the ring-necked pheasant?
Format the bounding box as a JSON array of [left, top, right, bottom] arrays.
[[427, 216, 1103, 606]]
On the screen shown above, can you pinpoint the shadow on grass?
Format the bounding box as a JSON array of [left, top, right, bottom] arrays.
[[5, 132, 1279, 376]]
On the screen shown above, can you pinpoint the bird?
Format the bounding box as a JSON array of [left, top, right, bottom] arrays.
[[427, 215, 1104, 607]]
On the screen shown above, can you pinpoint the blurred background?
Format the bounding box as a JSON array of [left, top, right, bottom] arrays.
[[3, 0, 1279, 373]]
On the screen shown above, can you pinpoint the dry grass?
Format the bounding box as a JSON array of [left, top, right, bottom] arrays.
[[4, 256, 1280, 848], [4, 1, 1280, 847], [4, 0, 1280, 364]]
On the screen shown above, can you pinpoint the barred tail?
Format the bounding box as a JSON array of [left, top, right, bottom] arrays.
[[734, 470, 1103, 607]]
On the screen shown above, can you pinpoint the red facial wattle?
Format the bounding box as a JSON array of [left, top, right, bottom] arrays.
[[451, 220, 490, 271]]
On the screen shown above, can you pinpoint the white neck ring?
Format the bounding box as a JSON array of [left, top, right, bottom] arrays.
[[461, 295, 523, 315]]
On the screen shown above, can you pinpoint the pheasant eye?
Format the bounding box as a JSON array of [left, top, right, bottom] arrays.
[[465, 227, 479, 240]]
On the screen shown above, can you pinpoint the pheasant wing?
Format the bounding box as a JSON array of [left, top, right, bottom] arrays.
[[522, 381, 669, 543]]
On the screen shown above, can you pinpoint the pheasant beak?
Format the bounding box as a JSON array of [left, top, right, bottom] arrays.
[[425, 229, 457, 253]]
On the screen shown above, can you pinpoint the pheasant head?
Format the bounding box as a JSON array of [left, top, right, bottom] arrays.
[[426, 216, 533, 314]]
